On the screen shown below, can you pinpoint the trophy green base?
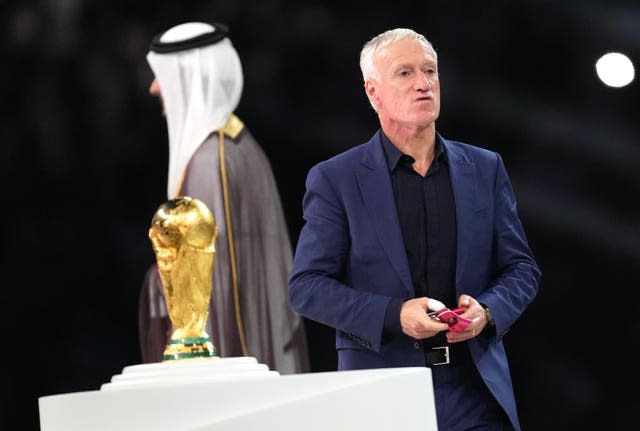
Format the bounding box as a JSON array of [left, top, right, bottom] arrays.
[[162, 337, 219, 361]]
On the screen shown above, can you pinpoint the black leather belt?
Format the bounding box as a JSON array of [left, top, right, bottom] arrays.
[[425, 346, 451, 366]]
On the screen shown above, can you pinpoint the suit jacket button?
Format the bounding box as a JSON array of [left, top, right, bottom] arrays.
[[413, 341, 421, 350]]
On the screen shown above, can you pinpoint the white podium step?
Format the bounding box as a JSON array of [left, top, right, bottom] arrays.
[[39, 362, 437, 431]]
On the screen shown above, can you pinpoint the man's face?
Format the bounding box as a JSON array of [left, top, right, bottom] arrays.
[[149, 78, 166, 116], [366, 38, 440, 129]]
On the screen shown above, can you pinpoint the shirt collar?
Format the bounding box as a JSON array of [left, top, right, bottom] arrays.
[[380, 130, 446, 173]]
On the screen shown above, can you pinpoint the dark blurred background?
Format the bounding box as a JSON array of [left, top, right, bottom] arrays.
[[3, 0, 639, 429]]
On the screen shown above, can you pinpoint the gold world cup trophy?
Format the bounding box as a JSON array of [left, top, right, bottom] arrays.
[[148, 196, 220, 361]]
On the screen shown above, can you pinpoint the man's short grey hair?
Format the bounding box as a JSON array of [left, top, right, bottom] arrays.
[[359, 28, 437, 83]]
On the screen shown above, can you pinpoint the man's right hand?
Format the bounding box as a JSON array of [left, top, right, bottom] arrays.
[[400, 297, 450, 339]]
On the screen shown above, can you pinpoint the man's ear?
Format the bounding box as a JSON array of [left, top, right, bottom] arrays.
[[364, 80, 378, 108]]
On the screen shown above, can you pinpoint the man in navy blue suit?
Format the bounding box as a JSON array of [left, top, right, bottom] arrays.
[[289, 28, 541, 431]]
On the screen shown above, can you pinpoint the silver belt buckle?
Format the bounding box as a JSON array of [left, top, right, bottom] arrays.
[[432, 346, 450, 365]]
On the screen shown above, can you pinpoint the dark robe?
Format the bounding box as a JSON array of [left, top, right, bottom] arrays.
[[139, 116, 309, 374]]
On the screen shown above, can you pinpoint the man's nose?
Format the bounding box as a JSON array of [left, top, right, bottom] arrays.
[[414, 72, 432, 91], [149, 78, 160, 96]]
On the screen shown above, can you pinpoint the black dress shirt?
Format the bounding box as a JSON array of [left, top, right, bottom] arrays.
[[381, 131, 458, 349]]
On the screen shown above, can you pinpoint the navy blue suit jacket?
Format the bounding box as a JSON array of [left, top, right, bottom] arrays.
[[289, 130, 540, 430]]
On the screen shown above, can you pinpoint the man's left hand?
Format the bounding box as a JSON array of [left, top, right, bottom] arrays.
[[445, 294, 487, 343]]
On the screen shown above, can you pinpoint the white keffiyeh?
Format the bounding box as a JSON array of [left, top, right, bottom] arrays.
[[146, 22, 243, 198]]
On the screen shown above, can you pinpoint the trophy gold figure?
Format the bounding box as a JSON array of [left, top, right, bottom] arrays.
[[148, 196, 220, 361]]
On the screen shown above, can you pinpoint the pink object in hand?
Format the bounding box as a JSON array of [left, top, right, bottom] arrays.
[[435, 307, 472, 333]]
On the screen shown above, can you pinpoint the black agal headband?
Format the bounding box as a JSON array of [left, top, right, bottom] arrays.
[[149, 23, 229, 54]]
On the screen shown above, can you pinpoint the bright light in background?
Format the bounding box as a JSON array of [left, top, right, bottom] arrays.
[[595, 52, 635, 88]]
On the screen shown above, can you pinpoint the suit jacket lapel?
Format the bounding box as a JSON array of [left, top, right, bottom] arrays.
[[442, 138, 477, 294], [355, 132, 414, 296]]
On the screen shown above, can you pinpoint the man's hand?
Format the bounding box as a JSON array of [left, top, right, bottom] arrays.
[[400, 297, 449, 339], [445, 294, 488, 343]]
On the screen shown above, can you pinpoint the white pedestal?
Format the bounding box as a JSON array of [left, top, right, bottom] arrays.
[[39, 358, 437, 431], [102, 356, 279, 390]]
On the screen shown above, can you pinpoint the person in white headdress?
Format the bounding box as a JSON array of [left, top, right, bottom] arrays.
[[140, 22, 309, 374]]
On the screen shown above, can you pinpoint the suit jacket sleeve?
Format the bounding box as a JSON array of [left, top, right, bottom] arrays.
[[476, 154, 541, 340], [289, 163, 392, 352]]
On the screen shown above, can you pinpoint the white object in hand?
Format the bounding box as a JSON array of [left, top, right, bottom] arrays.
[[427, 298, 446, 312]]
